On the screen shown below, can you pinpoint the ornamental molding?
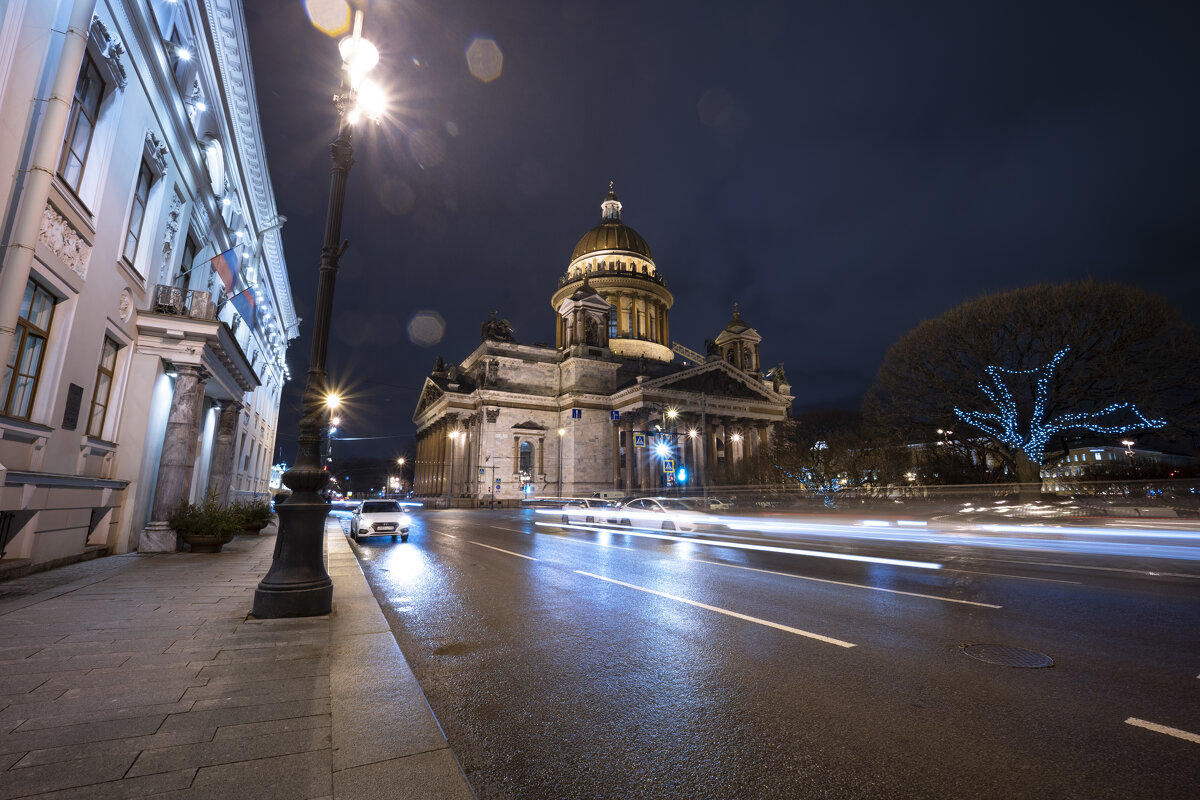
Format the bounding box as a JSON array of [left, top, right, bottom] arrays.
[[89, 16, 127, 90], [203, 0, 295, 332], [162, 188, 184, 259], [39, 205, 92, 278], [144, 131, 169, 176], [119, 288, 133, 322]]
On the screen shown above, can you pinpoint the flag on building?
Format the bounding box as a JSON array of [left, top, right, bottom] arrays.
[[210, 248, 240, 295], [231, 287, 256, 328]]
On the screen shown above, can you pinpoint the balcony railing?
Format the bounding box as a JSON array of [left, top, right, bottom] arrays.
[[153, 285, 216, 320]]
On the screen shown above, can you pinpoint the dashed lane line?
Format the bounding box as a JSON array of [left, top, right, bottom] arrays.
[[1125, 718, 1200, 744], [575, 570, 856, 648], [687, 558, 1002, 608], [468, 540, 539, 561]]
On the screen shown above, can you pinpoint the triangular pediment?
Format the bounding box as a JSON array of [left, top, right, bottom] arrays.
[[413, 379, 445, 420], [511, 419, 546, 431], [643, 361, 779, 402]]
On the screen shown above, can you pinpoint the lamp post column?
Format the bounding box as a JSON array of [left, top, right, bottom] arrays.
[[252, 109, 356, 617]]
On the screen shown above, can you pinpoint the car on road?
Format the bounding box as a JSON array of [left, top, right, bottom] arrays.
[[558, 498, 618, 524], [611, 496, 716, 532], [351, 499, 412, 542]]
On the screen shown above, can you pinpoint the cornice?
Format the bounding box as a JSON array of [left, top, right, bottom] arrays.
[[202, 0, 295, 332]]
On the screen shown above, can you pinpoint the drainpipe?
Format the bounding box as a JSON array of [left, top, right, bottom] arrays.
[[0, 1, 98, 354]]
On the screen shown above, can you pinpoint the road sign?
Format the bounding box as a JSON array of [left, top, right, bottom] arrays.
[[611, 410, 620, 421], [663, 459, 675, 473], [478, 467, 485, 476], [633, 433, 646, 447], [571, 408, 582, 419]]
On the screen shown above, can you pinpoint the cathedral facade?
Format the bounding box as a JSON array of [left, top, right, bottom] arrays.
[[411, 190, 793, 505]]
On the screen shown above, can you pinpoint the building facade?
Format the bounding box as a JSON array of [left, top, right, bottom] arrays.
[[412, 190, 794, 505], [0, 0, 296, 567]]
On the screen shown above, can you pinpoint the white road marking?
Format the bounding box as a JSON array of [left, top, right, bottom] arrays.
[[537, 522, 942, 570], [575, 570, 856, 648], [947, 568, 1080, 584], [1125, 717, 1200, 744], [469, 541, 538, 561], [688, 558, 1002, 608], [489, 525, 533, 535], [967, 555, 1200, 579]]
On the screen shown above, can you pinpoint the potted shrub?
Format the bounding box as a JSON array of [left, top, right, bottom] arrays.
[[231, 498, 273, 535], [169, 491, 241, 552]]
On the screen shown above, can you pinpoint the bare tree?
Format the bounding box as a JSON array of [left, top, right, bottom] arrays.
[[864, 281, 1200, 485]]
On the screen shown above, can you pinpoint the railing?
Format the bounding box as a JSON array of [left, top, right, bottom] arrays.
[[152, 285, 216, 320]]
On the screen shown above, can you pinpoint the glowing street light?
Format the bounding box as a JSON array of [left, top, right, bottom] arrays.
[[254, 7, 385, 618]]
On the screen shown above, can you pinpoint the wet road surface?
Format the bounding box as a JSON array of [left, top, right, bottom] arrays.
[[344, 509, 1200, 799]]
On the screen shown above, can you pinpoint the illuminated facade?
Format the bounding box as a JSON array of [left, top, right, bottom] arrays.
[[0, 0, 295, 567], [412, 191, 794, 505]]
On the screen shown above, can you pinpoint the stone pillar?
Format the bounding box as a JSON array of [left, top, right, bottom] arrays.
[[207, 402, 241, 503], [611, 422, 622, 489], [141, 365, 208, 552], [622, 419, 635, 492]]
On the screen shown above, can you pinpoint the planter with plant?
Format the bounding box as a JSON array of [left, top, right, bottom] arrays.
[[169, 491, 241, 552], [231, 498, 273, 535]]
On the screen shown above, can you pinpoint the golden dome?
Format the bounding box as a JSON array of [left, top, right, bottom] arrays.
[[569, 190, 653, 261]]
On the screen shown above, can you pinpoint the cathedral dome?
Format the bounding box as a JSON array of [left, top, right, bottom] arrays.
[[569, 190, 653, 261]]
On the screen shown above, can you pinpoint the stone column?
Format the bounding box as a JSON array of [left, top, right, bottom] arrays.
[[207, 402, 241, 503], [622, 419, 635, 492], [141, 365, 208, 552], [611, 422, 622, 489]]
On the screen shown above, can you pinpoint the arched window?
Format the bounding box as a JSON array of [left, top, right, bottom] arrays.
[[608, 309, 617, 340]]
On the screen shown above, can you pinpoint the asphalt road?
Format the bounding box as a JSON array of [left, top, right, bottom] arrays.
[[345, 509, 1200, 799]]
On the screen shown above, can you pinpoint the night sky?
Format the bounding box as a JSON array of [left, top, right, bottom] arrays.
[[244, 0, 1200, 463]]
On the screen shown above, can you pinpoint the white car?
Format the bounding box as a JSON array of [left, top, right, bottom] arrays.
[[612, 497, 716, 532], [351, 499, 411, 542], [558, 498, 617, 524]]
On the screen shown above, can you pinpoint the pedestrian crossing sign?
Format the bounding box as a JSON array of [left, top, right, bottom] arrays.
[[633, 433, 646, 447], [663, 459, 675, 473]]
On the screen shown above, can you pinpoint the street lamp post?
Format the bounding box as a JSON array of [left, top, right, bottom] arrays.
[[254, 11, 382, 618]]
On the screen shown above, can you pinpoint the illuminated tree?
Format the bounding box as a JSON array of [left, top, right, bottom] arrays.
[[864, 282, 1200, 485], [954, 346, 1166, 481]]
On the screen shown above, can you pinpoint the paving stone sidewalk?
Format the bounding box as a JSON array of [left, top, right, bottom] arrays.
[[0, 519, 475, 800]]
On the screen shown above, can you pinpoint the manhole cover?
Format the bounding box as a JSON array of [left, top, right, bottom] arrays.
[[962, 643, 1054, 668]]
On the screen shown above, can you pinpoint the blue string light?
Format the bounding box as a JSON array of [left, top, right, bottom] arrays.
[[954, 347, 1167, 467]]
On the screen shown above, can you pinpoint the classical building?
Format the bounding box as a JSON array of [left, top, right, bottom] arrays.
[[0, 0, 295, 568], [412, 190, 794, 505]]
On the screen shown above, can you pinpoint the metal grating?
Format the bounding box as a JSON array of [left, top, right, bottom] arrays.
[[962, 643, 1054, 668]]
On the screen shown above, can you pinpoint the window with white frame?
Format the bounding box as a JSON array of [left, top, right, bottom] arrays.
[[122, 160, 154, 264], [86, 336, 120, 438], [57, 52, 106, 193], [1, 279, 56, 419]]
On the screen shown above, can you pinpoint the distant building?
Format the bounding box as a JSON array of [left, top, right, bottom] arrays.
[[0, 0, 295, 568], [1041, 444, 1196, 493], [411, 190, 794, 505]]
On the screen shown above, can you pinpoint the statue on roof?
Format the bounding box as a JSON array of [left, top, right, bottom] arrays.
[[481, 310, 516, 342]]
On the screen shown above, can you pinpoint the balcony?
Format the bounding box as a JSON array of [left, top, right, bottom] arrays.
[[153, 285, 216, 320]]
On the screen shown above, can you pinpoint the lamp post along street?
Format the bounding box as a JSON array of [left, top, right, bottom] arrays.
[[254, 11, 381, 618]]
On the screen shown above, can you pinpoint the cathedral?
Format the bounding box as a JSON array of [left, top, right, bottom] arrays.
[[411, 189, 794, 505]]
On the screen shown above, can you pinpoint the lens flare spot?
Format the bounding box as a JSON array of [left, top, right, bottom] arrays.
[[379, 177, 415, 216], [408, 311, 445, 347], [698, 87, 735, 128], [466, 36, 503, 83], [409, 128, 446, 167], [303, 0, 351, 37]]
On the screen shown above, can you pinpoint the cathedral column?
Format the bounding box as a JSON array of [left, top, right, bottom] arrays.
[[436, 420, 447, 495], [415, 432, 425, 494], [611, 422, 622, 490], [140, 365, 208, 552], [622, 418, 635, 492]]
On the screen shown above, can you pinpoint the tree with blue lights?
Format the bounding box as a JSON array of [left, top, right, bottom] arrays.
[[865, 281, 1200, 487], [954, 346, 1167, 484]]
